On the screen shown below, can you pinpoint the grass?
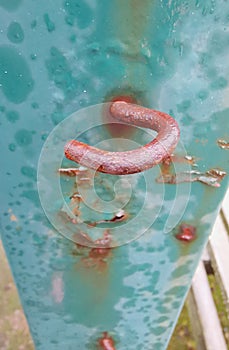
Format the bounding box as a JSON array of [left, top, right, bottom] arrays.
[[168, 304, 196, 350], [208, 273, 229, 348], [0, 242, 34, 350]]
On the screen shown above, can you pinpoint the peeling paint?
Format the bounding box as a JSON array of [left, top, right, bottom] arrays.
[[98, 332, 116, 350], [217, 139, 229, 149]]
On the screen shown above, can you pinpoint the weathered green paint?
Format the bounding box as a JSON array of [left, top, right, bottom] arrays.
[[0, 1, 229, 349]]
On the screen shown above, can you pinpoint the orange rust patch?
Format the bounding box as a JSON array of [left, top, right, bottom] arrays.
[[72, 230, 113, 273], [98, 332, 116, 350], [175, 224, 197, 243], [10, 214, 18, 222]]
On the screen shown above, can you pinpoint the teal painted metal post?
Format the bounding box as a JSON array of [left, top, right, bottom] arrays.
[[0, 1, 229, 349]]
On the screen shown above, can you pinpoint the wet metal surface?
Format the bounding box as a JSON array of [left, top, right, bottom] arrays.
[[0, 1, 229, 349]]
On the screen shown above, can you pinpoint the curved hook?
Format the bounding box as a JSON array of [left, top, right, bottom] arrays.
[[64, 102, 180, 175]]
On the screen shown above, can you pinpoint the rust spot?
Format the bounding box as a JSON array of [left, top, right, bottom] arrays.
[[94, 230, 112, 247], [111, 95, 137, 104], [89, 247, 111, 260], [207, 168, 226, 179], [158, 154, 198, 179], [59, 166, 93, 188], [69, 192, 82, 216], [197, 168, 226, 187], [59, 166, 92, 180], [106, 209, 129, 223], [58, 167, 83, 176], [86, 209, 129, 227], [162, 154, 197, 167], [10, 214, 18, 222], [217, 139, 229, 149], [175, 224, 196, 243], [69, 192, 82, 201], [72, 230, 113, 272], [98, 332, 116, 350]]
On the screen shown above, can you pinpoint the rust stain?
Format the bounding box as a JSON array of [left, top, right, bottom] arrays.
[[156, 169, 226, 187], [157, 154, 227, 188], [163, 154, 197, 166], [58, 209, 79, 225], [217, 139, 229, 150], [157, 153, 196, 184], [58, 167, 83, 176], [86, 209, 129, 227], [72, 230, 113, 273], [10, 214, 18, 222], [68, 192, 82, 217], [115, 0, 152, 52], [58, 167, 93, 183], [113, 0, 153, 95], [98, 332, 116, 350], [195, 138, 208, 145], [8, 209, 18, 222]]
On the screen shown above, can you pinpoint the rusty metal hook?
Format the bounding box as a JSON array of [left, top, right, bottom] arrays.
[[64, 101, 180, 175]]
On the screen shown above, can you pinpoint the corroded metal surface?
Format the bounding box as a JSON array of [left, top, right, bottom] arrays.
[[64, 102, 180, 175], [0, 1, 229, 349]]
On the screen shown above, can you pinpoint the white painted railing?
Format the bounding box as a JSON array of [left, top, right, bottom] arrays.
[[188, 190, 229, 350]]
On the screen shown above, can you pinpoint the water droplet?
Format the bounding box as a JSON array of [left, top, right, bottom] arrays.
[[7, 21, 24, 44], [41, 133, 48, 141], [211, 76, 228, 90], [177, 100, 191, 113], [31, 102, 39, 109], [197, 89, 209, 101], [15, 129, 33, 147], [30, 53, 37, 60], [21, 166, 36, 181], [5, 110, 20, 123], [43, 13, 55, 32], [0, 46, 34, 103], [69, 34, 76, 43], [0, 0, 22, 11], [46, 46, 78, 99], [30, 20, 37, 29], [64, 0, 93, 29], [8, 143, 16, 151]]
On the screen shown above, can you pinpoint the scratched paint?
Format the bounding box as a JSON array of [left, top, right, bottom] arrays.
[[217, 139, 229, 149]]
